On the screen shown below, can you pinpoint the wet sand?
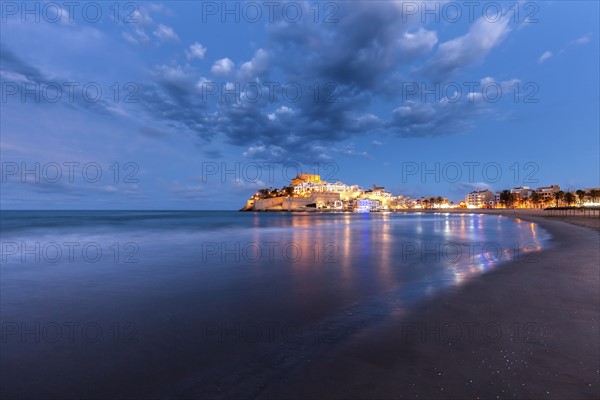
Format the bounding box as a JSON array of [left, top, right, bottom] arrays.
[[258, 214, 600, 399], [440, 208, 600, 231]]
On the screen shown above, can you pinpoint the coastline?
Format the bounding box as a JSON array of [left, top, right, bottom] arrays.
[[409, 208, 600, 232], [258, 212, 600, 399], [242, 207, 600, 231]]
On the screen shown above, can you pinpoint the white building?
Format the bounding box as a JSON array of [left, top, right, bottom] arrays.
[[465, 189, 494, 208]]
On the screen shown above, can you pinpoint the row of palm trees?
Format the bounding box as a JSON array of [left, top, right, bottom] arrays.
[[419, 196, 450, 209], [498, 189, 600, 208]]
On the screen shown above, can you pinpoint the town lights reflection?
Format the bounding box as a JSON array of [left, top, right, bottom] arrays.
[[239, 213, 545, 302]]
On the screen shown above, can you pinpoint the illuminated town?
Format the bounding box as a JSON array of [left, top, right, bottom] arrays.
[[244, 174, 600, 212]]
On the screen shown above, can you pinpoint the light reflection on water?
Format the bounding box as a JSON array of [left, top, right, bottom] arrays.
[[0, 211, 550, 398], [0, 211, 550, 320]]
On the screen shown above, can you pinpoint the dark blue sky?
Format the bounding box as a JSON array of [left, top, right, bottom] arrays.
[[1, 1, 598, 209]]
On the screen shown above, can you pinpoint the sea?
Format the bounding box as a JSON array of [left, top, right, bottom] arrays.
[[0, 210, 550, 398]]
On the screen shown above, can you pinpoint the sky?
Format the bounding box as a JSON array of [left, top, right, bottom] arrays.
[[1, 0, 599, 209]]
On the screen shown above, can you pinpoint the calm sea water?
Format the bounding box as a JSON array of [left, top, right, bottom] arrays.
[[0, 211, 550, 398]]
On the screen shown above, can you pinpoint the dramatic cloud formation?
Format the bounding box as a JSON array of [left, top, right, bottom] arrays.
[[105, 2, 522, 162]]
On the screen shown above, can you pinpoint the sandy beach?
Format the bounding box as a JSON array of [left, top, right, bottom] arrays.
[[258, 211, 600, 399]]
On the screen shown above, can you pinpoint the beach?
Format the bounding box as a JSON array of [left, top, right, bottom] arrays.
[[439, 208, 600, 231], [258, 211, 600, 399]]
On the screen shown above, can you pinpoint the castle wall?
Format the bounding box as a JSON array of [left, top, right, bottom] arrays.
[[253, 197, 284, 211]]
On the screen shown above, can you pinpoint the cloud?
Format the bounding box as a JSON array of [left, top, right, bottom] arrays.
[[211, 58, 234, 75], [267, 106, 295, 121], [570, 34, 591, 46], [331, 145, 370, 158], [0, 46, 132, 118], [122, 28, 151, 45], [238, 49, 270, 79], [186, 42, 207, 60], [242, 145, 286, 160], [398, 28, 438, 58], [153, 24, 179, 42], [169, 182, 209, 200], [454, 182, 493, 193], [388, 97, 488, 137], [538, 51, 552, 64], [0, 47, 47, 83], [139, 127, 166, 138], [120, 5, 177, 46], [230, 179, 268, 191], [265, 1, 430, 92], [137, 63, 213, 140], [1, 173, 142, 200], [203, 149, 223, 159], [536, 34, 591, 65], [131, 7, 154, 27], [425, 16, 511, 78]]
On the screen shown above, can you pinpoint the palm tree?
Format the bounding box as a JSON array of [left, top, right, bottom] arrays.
[[590, 189, 600, 204], [554, 191, 564, 207], [530, 192, 541, 209], [500, 190, 513, 208], [575, 190, 586, 206], [564, 192, 575, 206]]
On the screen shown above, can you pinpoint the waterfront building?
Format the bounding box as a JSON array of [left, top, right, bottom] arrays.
[[535, 185, 561, 203], [465, 189, 495, 208]]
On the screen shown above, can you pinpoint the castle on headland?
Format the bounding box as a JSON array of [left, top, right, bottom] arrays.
[[241, 174, 447, 212]]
